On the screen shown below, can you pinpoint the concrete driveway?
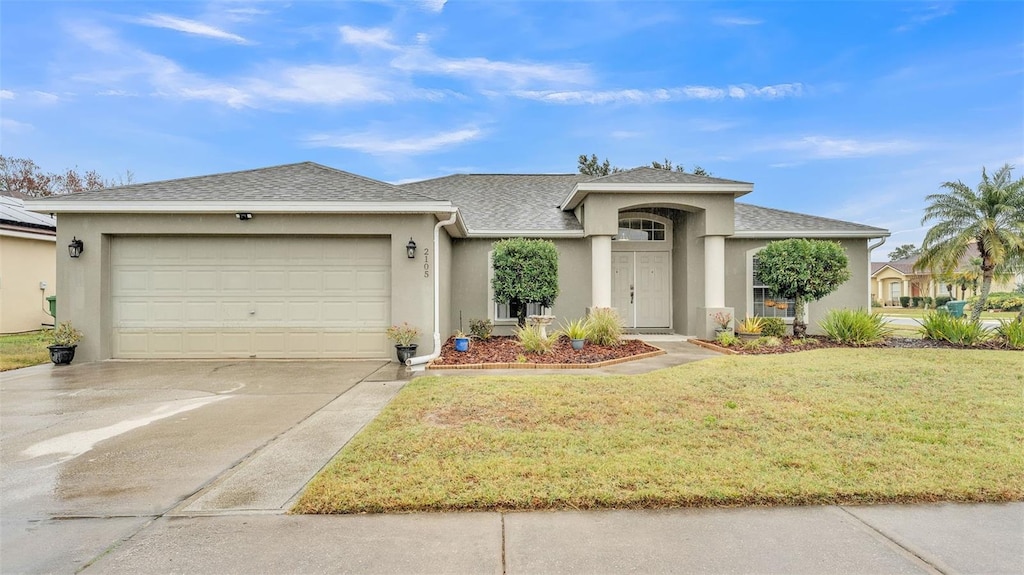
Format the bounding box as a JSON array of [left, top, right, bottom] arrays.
[[0, 359, 404, 574]]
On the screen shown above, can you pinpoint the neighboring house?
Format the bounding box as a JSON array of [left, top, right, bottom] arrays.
[[26, 162, 889, 363], [871, 244, 1020, 305], [0, 196, 57, 333]]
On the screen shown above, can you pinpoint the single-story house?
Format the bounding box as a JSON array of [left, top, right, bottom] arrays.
[[27, 162, 889, 363], [1, 196, 57, 334], [872, 244, 1020, 305]]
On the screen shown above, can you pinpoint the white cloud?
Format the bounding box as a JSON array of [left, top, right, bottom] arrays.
[[97, 89, 138, 97], [306, 127, 483, 154], [340, 26, 398, 50], [509, 83, 802, 104], [1, 118, 33, 133], [417, 0, 447, 13], [776, 136, 921, 158], [135, 14, 251, 44], [713, 16, 763, 26], [895, 3, 955, 32], [392, 49, 590, 87], [610, 130, 643, 139], [0, 90, 13, 99], [32, 91, 60, 103]]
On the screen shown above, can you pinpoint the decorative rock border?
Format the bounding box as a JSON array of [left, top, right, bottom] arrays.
[[426, 347, 666, 370]]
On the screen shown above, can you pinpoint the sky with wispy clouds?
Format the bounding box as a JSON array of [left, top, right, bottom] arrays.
[[1, 1, 1021, 249]]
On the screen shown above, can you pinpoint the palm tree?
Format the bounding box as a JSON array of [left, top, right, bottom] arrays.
[[914, 164, 1024, 322]]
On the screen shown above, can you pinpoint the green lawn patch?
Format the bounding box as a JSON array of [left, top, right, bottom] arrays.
[[295, 348, 1024, 514], [875, 307, 1017, 320], [0, 330, 51, 371]]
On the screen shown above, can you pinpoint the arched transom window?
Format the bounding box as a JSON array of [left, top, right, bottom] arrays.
[[614, 217, 666, 241]]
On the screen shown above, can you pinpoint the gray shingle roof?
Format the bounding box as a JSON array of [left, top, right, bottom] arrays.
[[400, 174, 585, 232], [38, 162, 441, 203], [735, 203, 888, 236], [584, 166, 752, 185]]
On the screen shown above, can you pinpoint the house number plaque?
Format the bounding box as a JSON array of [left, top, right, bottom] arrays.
[[423, 248, 430, 278]]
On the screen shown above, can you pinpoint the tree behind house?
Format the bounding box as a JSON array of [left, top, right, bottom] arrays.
[[491, 238, 560, 327], [577, 154, 710, 177], [888, 244, 920, 261], [0, 155, 132, 197], [755, 239, 851, 337]]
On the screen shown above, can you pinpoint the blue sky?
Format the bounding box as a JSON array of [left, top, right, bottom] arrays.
[[1, 1, 1021, 250]]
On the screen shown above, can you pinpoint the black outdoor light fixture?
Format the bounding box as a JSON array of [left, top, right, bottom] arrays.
[[68, 237, 84, 258], [235, 212, 253, 221], [406, 238, 417, 259]]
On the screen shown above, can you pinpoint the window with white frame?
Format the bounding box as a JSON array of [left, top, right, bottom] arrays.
[[752, 255, 795, 318], [614, 217, 666, 241]]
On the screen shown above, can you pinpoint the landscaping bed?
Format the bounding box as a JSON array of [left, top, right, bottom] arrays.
[[694, 335, 1018, 355], [430, 336, 662, 367]]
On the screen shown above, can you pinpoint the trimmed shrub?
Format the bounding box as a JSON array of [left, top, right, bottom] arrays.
[[921, 296, 933, 308], [911, 296, 922, 308], [899, 296, 911, 308], [585, 307, 623, 346], [760, 317, 786, 337], [935, 296, 952, 308], [469, 318, 493, 340], [820, 308, 892, 346], [996, 317, 1024, 350], [967, 292, 1024, 312], [917, 313, 992, 346], [515, 322, 558, 354]]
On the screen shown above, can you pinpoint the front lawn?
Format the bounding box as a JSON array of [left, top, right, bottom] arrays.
[[296, 348, 1023, 514], [875, 307, 1018, 320], [0, 330, 51, 371]]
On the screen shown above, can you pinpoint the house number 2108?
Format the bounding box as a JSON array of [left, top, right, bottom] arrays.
[[423, 248, 430, 277]]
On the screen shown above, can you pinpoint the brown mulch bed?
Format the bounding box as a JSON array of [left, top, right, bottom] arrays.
[[696, 336, 1018, 355], [431, 336, 661, 366]]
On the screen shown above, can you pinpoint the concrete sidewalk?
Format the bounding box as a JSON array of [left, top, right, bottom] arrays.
[[84, 502, 1023, 574]]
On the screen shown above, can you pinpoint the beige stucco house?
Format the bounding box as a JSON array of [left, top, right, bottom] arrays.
[[871, 245, 1020, 306], [27, 162, 889, 363], [1, 196, 57, 333]]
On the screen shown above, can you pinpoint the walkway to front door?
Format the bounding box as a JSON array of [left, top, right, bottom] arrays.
[[611, 251, 671, 329]]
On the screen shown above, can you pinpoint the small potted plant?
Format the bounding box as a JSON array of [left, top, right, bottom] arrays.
[[560, 317, 589, 350], [49, 321, 83, 365], [453, 330, 470, 352], [710, 311, 732, 337], [736, 315, 764, 342], [386, 322, 421, 363]]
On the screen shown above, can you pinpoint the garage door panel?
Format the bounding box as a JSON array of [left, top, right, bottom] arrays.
[[112, 236, 391, 358]]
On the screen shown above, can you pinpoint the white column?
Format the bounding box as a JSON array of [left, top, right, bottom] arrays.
[[903, 280, 910, 298], [591, 235, 612, 308], [704, 235, 726, 308]]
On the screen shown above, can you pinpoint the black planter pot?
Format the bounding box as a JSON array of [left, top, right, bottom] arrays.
[[395, 344, 418, 363], [48, 344, 77, 365]]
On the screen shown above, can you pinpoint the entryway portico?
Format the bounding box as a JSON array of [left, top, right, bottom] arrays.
[[558, 169, 754, 336]]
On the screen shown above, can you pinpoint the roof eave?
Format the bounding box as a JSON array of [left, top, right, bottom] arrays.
[[730, 230, 891, 239], [464, 229, 585, 239], [24, 200, 457, 214], [560, 183, 755, 210]]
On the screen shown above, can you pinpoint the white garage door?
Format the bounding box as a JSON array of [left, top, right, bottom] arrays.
[[111, 236, 390, 359]]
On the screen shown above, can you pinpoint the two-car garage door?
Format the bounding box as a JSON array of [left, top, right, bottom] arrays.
[[111, 236, 390, 359]]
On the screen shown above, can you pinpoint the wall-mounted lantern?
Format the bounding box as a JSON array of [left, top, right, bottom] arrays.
[[406, 238, 417, 259], [235, 212, 253, 221], [68, 237, 84, 258]]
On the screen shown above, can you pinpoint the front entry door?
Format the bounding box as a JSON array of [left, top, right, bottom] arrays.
[[611, 252, 671, 329]]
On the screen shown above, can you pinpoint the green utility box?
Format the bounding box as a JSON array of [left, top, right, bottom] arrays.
[[945, 300, 967, 318], [46, 296, 56, 320]]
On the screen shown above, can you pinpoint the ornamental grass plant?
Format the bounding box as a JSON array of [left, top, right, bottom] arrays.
[[819, 309, 892, 346], [917, 313, 991, 346], [585, 307, 623, 346]]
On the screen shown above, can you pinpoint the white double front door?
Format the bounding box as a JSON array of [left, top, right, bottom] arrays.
[[611, 251, 671, 329]]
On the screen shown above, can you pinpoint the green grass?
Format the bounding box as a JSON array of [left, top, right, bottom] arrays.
[[295, 348, 1024, 514], [875, 307, 1018, 320], [0, 330, 51, 371]]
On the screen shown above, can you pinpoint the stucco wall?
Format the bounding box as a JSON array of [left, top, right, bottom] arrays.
[[724, 238, 871, 335], [54, 212, 442, 362], [449, 238, 591, 336], [0, 234, 57, 333]]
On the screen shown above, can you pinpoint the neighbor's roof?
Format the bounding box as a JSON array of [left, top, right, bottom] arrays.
[[733, 203, 889, 238], [871, 244, 984, 276], [28, 162, 442, 204], [0, 196, 57, 234], [400, 173, 585, 234]]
